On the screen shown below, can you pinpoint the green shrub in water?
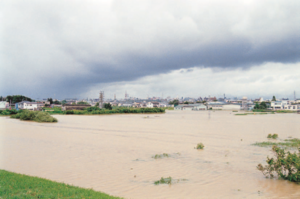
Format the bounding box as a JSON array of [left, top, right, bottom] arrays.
[[196, 143, 205, 149], [154, 177, 172, 185], [10, 110, 57, 123], [257, 146, 300, 183], [152, 153, 170, 159], [267, 134, 278, 139]]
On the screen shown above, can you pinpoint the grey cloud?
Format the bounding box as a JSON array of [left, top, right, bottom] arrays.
[[1, 0, 300, 98]]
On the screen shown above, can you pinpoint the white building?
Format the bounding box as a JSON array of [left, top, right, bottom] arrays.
[[18, 101, 43, 110], [146, 102, 153, 108], [0, 101, 9, 110], [207, 102, 241, 110], [283, 104, 300, 110], [174, 104, 207, 111], [271, 100, 300, 111]]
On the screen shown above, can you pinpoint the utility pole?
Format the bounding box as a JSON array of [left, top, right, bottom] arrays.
[[99, 91, 104, 109], [294, 91, 296, 100]]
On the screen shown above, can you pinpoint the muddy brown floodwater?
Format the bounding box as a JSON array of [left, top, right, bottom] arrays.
[[1, 111, 300, 198]]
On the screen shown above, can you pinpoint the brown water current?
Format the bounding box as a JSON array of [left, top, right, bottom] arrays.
[[1, 111, 300, 198]]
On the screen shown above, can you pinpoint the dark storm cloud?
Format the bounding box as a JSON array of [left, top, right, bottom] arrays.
[[1, 0, 300, 98]]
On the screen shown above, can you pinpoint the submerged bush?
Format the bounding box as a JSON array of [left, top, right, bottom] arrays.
[[257, 146, 300, 183], [10, 110, 57, 123], [152, 153, 170, 159], [267, 134, 278, 139], [196, 143, 205, 149], [154, 177, 172, 185], [34, 112, 58, 122]]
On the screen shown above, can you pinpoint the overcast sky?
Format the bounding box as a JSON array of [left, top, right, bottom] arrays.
[[1, 0, 299, 100]]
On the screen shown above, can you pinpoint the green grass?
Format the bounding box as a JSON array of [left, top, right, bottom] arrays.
[[10, 110, 57, 123], [253, 109, 296, 113], [253, 138, 300, 148], [196, 143, 205, 149], [45, 107, 165, 115], [152, 153, 170, 159], [0, 170, 122, 199], [235, 113, 247, 115], [275, 110, 296, 113]]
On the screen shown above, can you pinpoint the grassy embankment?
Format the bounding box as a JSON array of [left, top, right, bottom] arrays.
[[234, 110, 296, 116], [253, 109, 297, 113], [43, 107, 166, 115], [0, 170, 122, 199]]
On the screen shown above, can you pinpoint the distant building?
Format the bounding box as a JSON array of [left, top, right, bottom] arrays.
[[61, 104, 91, 111], [270, 101, 299, 110], [207, 102, 241, 110], [0, 101, 9, 110], [18, 101, 44, 110], [174, 104, 206, 111], [146, 102, 153, 108], [152, 102, 160, 107]]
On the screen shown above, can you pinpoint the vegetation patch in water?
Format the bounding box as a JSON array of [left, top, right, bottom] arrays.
[[267, 134, 278, 139], [196, 143, 205, 149], [0, 169, 122, 199], [253, 138, 300, 148], [235, 113, 247, 116], [154, 177, 188, 185], [152, 153, 170, 159], [257, 146, 300, 183], [10, 110, 58, 123]]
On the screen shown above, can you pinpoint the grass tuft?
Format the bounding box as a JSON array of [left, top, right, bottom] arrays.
[[196, 143, 205, 149]]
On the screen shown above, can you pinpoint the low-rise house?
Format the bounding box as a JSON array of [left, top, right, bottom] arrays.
[[270, 101, 291, 110], [174, 104, 206, 111], [207, 102, 241, 110], [146, 102, 153, 108], [132, 102, 141, 108], [152, 102, 160, 108], [120, 103, 133, 108], [222, 104, 241, 110], [51, 104, 62, 108], [61, 104, 91, 111], [159, 103, 167, 108], [18, 101, 44, 110], [207, 102, 225, 109], [0, 101, 9, 110], [283, 104, 300, 110]]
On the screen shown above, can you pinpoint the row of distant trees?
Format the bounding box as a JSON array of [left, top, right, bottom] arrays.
[[3, 95, 34, 104]]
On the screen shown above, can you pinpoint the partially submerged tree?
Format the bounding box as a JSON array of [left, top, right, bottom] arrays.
[[257, 146, 300, 183]]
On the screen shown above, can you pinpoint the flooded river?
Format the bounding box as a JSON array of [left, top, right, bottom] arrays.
[[1, 111, 300, 198]]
